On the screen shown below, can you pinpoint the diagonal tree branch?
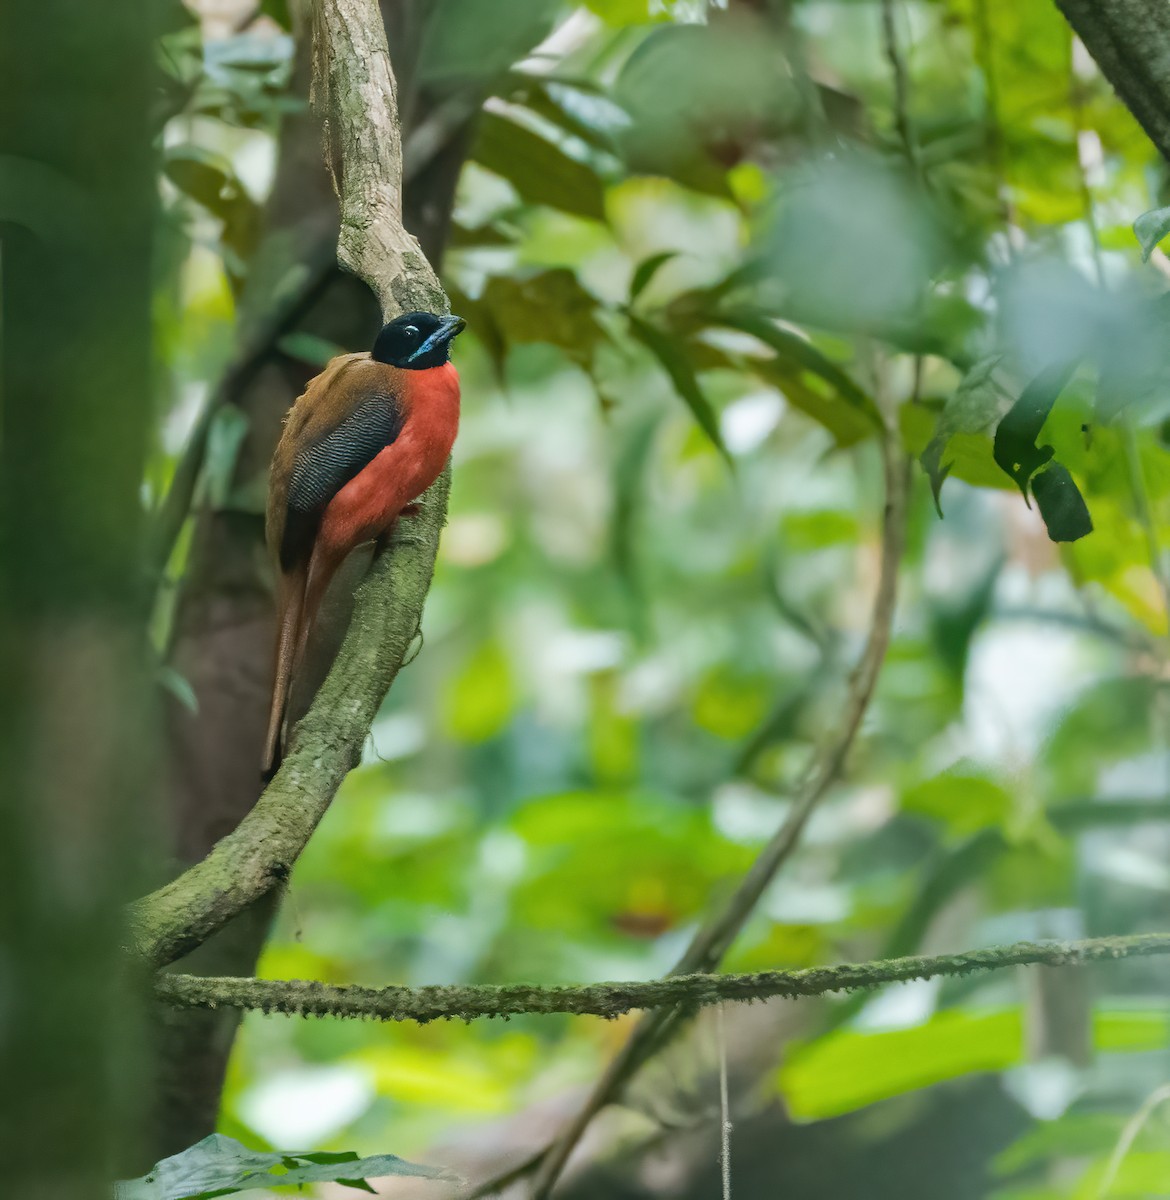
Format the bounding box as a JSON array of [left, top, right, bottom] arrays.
[[129, 474, 448, 967], [1053, 0, 1170, 165], [155, 932, 1170, 1022], [129, 0, 451, 969]]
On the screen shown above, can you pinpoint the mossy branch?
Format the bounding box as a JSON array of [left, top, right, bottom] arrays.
[[156, 933, 1170, 1022], [128, 476, 448, 966], [128, 0, 450, 968]]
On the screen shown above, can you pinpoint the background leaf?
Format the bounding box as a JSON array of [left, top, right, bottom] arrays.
[[992, 361, 1078, 497], [1133, 205, 1170, 261], [114, 1134, 451, 1200], [628, 314, 732, 464], [473, 112, 607, 222], [1031, 461, 1094, 542]]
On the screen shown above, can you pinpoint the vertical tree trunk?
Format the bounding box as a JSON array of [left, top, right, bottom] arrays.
[[0, 0, 157, 1189], [152, 0, 471, 1157]]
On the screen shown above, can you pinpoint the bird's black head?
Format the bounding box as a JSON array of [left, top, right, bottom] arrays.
[[372, 311, 466, 369]]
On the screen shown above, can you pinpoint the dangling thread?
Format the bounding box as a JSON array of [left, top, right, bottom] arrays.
[[716, 1003, 731, 1200]]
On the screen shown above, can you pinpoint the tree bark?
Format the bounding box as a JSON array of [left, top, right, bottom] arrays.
[[1054, 0, 1170, 164], [0, 0, 157, 1188], [151, 0, 468, 1159]]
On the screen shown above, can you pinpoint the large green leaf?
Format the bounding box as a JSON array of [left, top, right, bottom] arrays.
[[479, 268, 606, 368], [163, 145, 260, 275], [420, 0, 559, 87], [752, 360, 876, 448], [715, 308, 882, 427], [114, 1134, 451, 1199], [991, 360, 1092, 542], [779, 1009, 1170, 1120], [628, 315, 731, 464], [1030, 461, 1093, 543], [503, 74, 628, 153], [473, 112, 606, 222], [613, 18, 799, 194], [1075, 1152, 1170, 1199], [992, 361, 1077, 497]]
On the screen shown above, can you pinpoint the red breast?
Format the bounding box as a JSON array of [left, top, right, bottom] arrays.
[[317, 361, 460, 557]]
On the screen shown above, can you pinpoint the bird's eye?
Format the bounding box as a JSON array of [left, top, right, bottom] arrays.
[[403, 325, 418, 339]]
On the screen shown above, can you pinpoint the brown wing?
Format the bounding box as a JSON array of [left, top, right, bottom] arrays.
[[266, 354, 407, 572]]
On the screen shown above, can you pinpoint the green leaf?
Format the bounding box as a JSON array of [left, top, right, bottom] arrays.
[[164, 145, 242, 220], [629, 251, 679, 303], [420, 0, 559, 88], [473, 112, 606, 222], [114, 1134, 452, 1200], [715, 308, 882, 426], [581, 0, 670, 23], [448, 220, 516, 249], [780, 1009, 1022, 1120], [992, 360, 1077, 498], [779, 1009, 1169, 1121], [628, 315, 732, 464], [754, 362, 876, 448], [200, 406, 250, 510], [260, 0, 292, 28], [479, 268, 605, 368], [1133, 205, 1170, 262], [503, 74, 627, 153], [614, 20, 799, 195], [921, 356, 1006, 514], [277, 331, 346, 367], [994, 1114, 1134, 1176], [156, 664, 198, 714], [1075, 1152, 1170, 1199], [1031, 461, 1093, 542], [902, 773, 1013, 837], [443, 639, 516, 742]]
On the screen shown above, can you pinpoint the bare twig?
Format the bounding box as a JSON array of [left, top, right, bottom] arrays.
[[1097, 1082, 1170, 1199], [129, 0, 450, 968], [880, 0, 919, 175], [972, 0, 1019, 250], [716, 1004, 731, 1200], [155, 932, 1170, 1021]]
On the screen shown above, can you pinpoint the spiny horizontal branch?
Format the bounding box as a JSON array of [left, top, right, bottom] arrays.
[[156, 932, 1170, 1023]]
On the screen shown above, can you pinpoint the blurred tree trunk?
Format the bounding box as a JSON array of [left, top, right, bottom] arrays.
[[152, 0, 472, 1159], [0, 0, 157, 1190], [1055, 0, 1170, 163]]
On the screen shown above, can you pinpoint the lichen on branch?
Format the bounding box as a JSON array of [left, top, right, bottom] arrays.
[[156, 932, 1170, 1022]]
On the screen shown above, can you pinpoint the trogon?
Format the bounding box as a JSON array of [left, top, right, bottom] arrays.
[[262, 310, 465, 775]]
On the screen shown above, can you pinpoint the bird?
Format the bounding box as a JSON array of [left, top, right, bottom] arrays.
[[262, 310, 465, 776]]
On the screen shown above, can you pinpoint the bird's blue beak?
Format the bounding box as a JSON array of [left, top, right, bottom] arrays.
[[407, 314, 466, 363]]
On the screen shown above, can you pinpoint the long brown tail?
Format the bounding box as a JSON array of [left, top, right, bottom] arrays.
[[262, 564, 307, 778], [262, 546, 343, 778]]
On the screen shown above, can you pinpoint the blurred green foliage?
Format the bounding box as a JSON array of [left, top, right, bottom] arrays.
[[148, 0, 1170, 1194]]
